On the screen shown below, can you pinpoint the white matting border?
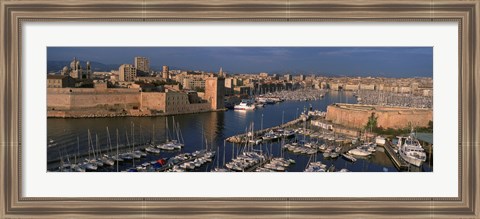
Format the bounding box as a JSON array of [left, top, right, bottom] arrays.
[[22, 22, 457, 197]]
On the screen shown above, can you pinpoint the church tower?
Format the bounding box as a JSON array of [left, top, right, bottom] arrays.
[[219, 67, 224, 78]]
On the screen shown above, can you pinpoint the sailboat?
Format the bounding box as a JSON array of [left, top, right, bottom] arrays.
[[120, 129, 134, 161], [111, 128, 124, 163], [101, 127, 115, 166], [93, 133, 104, 167], [247, 122, 262, 145], [145, 124, 161, 154], [157, 117, 177, 150], [131, 123, 146, 158], [212, 140, 229, 172], [167, 117, 185, 149], [81, 130, 99, 171]]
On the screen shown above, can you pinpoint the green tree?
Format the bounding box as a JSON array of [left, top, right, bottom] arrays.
[[365, 112, 378, 131]]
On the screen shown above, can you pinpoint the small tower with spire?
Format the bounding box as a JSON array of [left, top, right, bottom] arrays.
[[219, 67, 224, 78]]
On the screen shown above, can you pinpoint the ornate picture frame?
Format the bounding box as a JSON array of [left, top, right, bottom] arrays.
[[1, 0, 478, 218]]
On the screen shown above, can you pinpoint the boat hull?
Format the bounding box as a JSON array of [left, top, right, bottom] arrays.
[[348, 149, 371, 156], [399, 151, 424, 167], [234, 106, 255, 110]]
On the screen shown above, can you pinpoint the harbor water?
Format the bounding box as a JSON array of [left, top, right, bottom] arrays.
[[47, 91, 433, 172]]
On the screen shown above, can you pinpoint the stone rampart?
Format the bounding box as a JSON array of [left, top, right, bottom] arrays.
[[47, 88, 217, 118], [325, 104, 432, 129]]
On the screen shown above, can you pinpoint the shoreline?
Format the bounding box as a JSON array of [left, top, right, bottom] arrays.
[[47, 108, 228, 119]]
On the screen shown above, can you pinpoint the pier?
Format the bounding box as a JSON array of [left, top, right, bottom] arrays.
[[245, 157, 271, 172], [156, 151, 212, 172], [384, 141, 409, 171], [226, 117, 306, 144]]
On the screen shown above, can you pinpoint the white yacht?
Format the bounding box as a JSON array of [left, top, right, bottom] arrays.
[[341, 153, 357, 162], [397, 132, 427, 167], [347, 148, 372, 157], [234, 100, 256, 110]]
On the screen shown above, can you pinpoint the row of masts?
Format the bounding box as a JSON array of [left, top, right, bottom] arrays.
[[356, 90, 432, 108], [57, 117, 185, 172]]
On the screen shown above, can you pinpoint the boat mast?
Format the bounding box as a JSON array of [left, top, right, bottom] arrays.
[[232, 142, 235, 161], [116, 129, 119, 172], [107, 127, 112, 155], [89, 129, 96, 160], [125, 129, 130, 153], [176, 122, 181, 144], [152, 124, 155, 145], [76, 136, 79, 164], [216, 148, 219, 168], [132, 122, 135, 152], [261, 113, 263, 131], [95, 133, 99, 159], [173, 116, 179, 142], [223, 140, 226, 167], [165, 117, 169, 142], [87, 130, 91, 160], [178, 121, 185, 144]]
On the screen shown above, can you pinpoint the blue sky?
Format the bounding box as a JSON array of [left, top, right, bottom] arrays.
[[47, 47, 433, 77]]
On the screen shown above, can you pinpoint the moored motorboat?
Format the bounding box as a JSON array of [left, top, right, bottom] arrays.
[[341, 153, 357, 162], [397, 131, 427, 167], [347, 148, 371, 157], [234, 100, 256, 110]]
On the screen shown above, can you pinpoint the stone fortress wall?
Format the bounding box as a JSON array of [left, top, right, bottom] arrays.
[[48, 88, 140, 111], [325, 103, 433, 129], [48, 87, 214, 118]]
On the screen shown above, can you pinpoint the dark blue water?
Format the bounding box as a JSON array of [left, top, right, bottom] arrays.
[[47, 91, 431, 172]]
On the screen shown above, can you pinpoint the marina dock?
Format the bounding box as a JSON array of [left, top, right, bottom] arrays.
[[384, 141, 409, 171], [156, 150, 212, 172], [245, 157, 271, 172], [226, 117, 306, 144]]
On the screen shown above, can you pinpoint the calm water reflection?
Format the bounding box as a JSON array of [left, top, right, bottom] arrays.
[[47, 91, 429, 172]]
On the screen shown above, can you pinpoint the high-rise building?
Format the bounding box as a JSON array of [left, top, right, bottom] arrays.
[[119, 64, 137, 82], [205, 76, 225, 110], [134, 57, 150, 74], [284, 74, 292, 81], [162, 65, 169, 79], [299, 74, 305, 81]]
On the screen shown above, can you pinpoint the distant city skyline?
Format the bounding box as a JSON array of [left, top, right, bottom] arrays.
[[47, 47, 433, 77]]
